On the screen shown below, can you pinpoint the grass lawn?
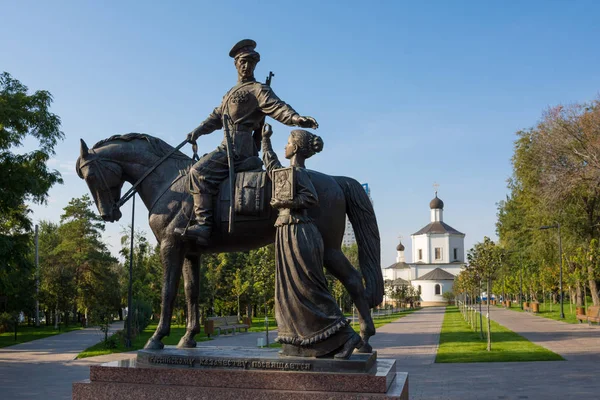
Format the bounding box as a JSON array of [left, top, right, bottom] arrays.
[[351, 308, 420, 331], [436, 306, 563, 363], [76, 322, 211, 359], [0, 324, 83, 349], [498, 302, 580, 324], [248, 316, 278, 332]]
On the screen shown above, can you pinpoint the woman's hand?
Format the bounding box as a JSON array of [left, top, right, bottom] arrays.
[[263, 123, 273, 138], [270, 198, 292, 208]]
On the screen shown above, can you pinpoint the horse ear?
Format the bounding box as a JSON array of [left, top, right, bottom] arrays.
[[80, 139, 89, 157]]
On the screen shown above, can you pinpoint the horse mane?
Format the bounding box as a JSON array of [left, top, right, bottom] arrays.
[[92, 133, 192, 170]]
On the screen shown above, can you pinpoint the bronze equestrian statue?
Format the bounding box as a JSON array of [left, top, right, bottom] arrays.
[[76, 39, 383, 356]]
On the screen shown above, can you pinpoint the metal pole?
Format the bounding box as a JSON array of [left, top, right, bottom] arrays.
[[126, 194, 135, 347], [264, 295, 269, 346], [35, 225, 40, 327], [558, 223, 565, 319]]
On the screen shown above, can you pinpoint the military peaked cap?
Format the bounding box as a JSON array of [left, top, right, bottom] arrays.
[[229, 39, 259, 60]]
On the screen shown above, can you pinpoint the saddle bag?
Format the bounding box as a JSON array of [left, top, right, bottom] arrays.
[[234, 171, 267, 216]]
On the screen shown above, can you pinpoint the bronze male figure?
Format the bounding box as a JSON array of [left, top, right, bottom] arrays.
[[181, 39, 318, 244]]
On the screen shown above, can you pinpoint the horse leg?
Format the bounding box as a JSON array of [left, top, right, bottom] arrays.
[[144, 240, 185, 350], [178, 254, 201, 348], [323, 248, 375, 353]]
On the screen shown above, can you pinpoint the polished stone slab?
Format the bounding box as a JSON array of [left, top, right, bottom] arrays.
[[88, 356, 396, 393], [73, 347, 408, 399], [73, 372, 408, 400], [137, 345, 378, 373]]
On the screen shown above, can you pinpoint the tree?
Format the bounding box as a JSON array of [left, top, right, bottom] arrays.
[[40, 194, 120, 322], [468, 237, 500, 351], [0, 72, 63, 319], [231, 269, 250, 320], [507, 100, 600, 305]]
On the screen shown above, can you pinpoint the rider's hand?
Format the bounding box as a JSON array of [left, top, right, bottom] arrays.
[[187, 130, 199, 144], [262, 123, 273, 138], [297, 116, 319, 129]]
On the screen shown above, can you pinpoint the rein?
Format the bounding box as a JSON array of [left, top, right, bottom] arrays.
[[79, 138, 197, 212], [115, 139, 195, 209]]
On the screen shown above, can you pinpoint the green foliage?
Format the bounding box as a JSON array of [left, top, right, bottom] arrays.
[[37, 195, 119, 328], [0, 72, 64, 316], [127, 299, 153, 337], [119, 228, 162, 314], [0, 312, 14, 333], [497, 98, 600, 307]]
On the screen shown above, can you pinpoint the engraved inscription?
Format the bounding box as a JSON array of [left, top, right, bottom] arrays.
[[147, 355, 313, 371], [148, 356, 195, 367], [251, 361, 312, 371]]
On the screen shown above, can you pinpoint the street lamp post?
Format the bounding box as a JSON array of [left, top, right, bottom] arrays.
[[540, 223, 565, 319]]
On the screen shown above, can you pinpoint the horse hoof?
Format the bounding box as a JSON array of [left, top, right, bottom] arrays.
[[357, 342, 373, 353], [144, 338, 165, 350], [177, 336, 197, 349]]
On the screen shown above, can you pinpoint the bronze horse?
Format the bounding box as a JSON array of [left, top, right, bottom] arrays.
[[76, 133, 383, 352]]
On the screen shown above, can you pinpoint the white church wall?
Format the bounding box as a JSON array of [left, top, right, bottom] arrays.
[[412, 280, 454, 306], [412, 235, 429, 263], [398, 269, 411, 281], [428, 235, 447, 264], [449, 235, 465, 262]]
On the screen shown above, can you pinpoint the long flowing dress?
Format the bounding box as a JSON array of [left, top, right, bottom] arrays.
[[263, 139, 358, 357]]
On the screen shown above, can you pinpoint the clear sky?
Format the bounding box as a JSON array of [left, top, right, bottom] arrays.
[[3, 1, 600, 267]]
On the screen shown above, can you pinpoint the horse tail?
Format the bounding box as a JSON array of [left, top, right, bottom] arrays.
[[333, 176, 383, 308]]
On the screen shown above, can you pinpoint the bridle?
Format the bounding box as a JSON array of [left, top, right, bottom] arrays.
[[78, 139, 196, 214], [77, 154, 125, 215]]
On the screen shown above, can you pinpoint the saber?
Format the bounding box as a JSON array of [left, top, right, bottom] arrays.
[[223, 114, 236, 233]]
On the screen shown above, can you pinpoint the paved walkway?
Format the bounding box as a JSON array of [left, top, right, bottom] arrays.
[[3, 308, 600, 399], [0, 321, 124, 399], [371, 306, 600, 400], [486, 306, 600, 361]]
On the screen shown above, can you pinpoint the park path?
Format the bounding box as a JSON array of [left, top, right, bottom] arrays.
[[369, 306, 444, 367], [0, 321, 124, 399], [485, 306, 600, 361], [371, 306, 600, 400]]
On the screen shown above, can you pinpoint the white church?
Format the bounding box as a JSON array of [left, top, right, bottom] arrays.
[[383, 193, 465, 306]]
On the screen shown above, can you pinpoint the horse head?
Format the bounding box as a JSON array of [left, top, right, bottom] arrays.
[[76, 138, 124, 222]]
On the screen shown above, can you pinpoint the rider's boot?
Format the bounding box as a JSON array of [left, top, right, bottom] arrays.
[[176, 193, 213, 246]]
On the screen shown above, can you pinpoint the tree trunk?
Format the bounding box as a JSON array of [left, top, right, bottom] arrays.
[[487, 278, 492, 351], [589, 266, 600, 306], [237, 295, 241, 320], [576, 284, 583, 307], [478, 284, 483, 339], [54, 308, 59, 329]]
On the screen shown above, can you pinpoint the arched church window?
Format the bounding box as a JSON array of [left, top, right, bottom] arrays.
[[435, 284, 441, 295]]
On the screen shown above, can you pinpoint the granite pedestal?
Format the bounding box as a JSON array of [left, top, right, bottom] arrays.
[[73, 346, 408, 399]]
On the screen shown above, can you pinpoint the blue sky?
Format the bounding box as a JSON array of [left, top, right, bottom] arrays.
[[3, 1, 600, 267]]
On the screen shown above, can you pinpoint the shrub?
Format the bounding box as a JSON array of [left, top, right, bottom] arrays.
[[127, 299, 153, 337], [0, 312, 15, 334]]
